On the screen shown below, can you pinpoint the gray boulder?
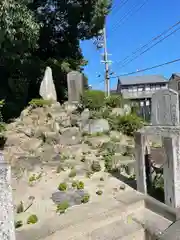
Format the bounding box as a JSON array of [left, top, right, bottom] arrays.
[[59, 127, 81, 145], [52, 189, 89, 207], [83, 119, 109, 134]]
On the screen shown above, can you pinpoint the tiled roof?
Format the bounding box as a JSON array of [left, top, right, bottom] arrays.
[[118, 75, 168, 85]]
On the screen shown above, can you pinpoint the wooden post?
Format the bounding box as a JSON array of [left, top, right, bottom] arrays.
[[145, 147, 152, 193]]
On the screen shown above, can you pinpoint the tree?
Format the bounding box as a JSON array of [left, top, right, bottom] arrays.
[[0, 0, 112, 119], [0, 0, 40, 119]]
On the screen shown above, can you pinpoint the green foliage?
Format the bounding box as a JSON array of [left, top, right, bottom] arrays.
[[71, 180, 84, 189], [81, 90, 105, 110], [86, 171, 93, 178], [77, 181, 84, 190], [72, 181, 78, 188], [104, 155, 113, 172], [110, 114, 143, 136], [29, 99, 53, 108], [15, 220, 23, 229], [56, 201, 69, 214], [91, 161, 101, 172], [96, 190, 103, 195], [105, 95, 123, 108], [28, 173, 42, 185], [27, 214, 38, 224], [0, 0, 111, 120], [58, 182, 68, 191], [81, 194, 90, 203], [0, 123, 6, 133]]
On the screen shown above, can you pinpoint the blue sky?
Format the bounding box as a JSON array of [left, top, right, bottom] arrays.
[[80, 0, 180, 90]]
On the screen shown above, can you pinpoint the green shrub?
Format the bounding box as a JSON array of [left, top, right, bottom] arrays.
[[0, 123, 6, 133], [90, 108, 110, 119], [86, 171, 93, 178], [56, 201, 69, 214], [91, 161, 101, 172], [81, 194, 90, 203], [104, 155, 113, 172], [15, 220, 23, 229], [68, 169, 76, 178], [72, 181, 78, 188], [27, 214, 38, 224], [77, 181, 84, 190], [110, 114, 143, 136], [105, 95, 123, 108], [58, 182, 68, 191], [81, 90, 105, 110], [96, 190, 103, 195], [29, 98, 53, 108], [100, 177, 104, 181]]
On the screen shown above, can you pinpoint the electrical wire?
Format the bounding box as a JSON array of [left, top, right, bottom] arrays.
[[110, 0, 130, 17], [116, 20, 180, 66], [110, 0, 148, 34], [113, 58, 180, 77], [119, 25, 180, 69]]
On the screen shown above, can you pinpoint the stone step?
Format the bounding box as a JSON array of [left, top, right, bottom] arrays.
[[42, 200, 144, 240], [16, 197, 121, 240], [75, 218, 144, 240], [131, 208, 173, 238], [16, 191, 144, 240]]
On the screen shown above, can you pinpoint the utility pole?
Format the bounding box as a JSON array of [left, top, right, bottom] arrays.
[[93, 21, 112, 96], [103, 25, 110, 97]]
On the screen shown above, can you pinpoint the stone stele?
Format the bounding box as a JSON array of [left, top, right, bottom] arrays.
[[40, 66, 57, 101]]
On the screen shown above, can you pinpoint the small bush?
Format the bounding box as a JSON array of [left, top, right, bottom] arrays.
[[105, 95, 123, 108], [100, 177, 104, 181], [96, 190, 103, 195], [110, 114, 143, 136], [0, 123, 6, 133], [81, 90, 105, 110], [15, 220, 23, 229], [91, 161, 101, 172], [56, 201, 69, 214], [27, 214, 38, 224], [29, 98, 53, 108], [58, 182, 68, 191], [77, 181, 84, 190], [16, 201, 24, 214], [81, 194, 90, 203], [68, 169, 76, 178], [104, 155, 113, 172], [72, 181, 78, 188], [86, 171, 93, 178]]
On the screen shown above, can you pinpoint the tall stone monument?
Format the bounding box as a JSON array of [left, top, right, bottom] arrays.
[[135, 88, 180, 209], [0, 153, 15, 240], [67, 71, 83, 104], [151, 88, 179, 126], [40, 66, 57, 101]]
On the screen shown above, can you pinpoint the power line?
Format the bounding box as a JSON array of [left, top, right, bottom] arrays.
[[112, 58, 180, 77], [110, 0, 130, 17], [109, 0, 148, 35], [115, 20, 180, 67], [119, 24, 180, 69]]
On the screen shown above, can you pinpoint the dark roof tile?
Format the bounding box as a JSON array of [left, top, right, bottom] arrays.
[[118, 75, 168, 85]]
